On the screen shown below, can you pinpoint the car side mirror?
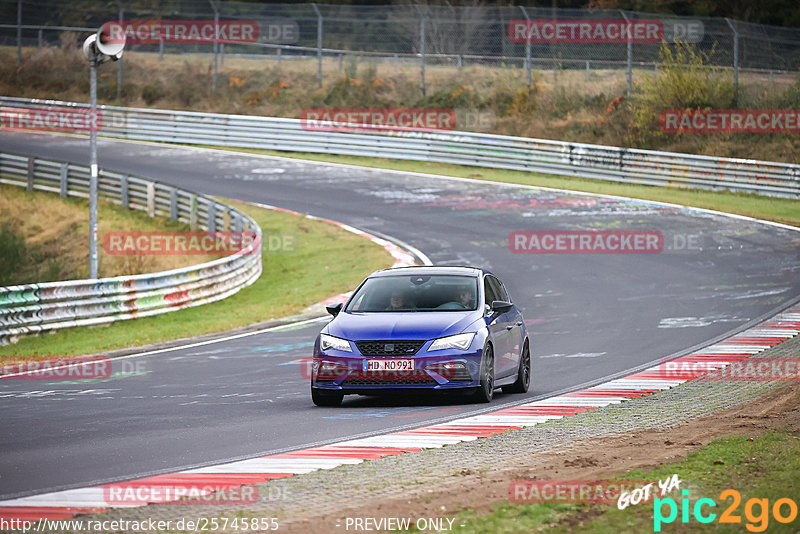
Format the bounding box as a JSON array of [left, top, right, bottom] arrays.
[[326, 303, 343, 317], [491, 300, 513, 315]]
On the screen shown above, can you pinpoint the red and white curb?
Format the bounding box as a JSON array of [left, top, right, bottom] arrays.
[[1, 304, 797, 522]]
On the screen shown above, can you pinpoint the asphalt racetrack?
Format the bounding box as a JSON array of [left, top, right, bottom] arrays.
[[1, 133, 798, 499]]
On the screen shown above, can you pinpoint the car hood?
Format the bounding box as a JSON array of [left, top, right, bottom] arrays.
[[327, 311, 481, 341]]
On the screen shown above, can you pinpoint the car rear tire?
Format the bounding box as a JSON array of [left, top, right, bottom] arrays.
[[473, 343, 495, 403], [311, 387, 343, 407], [503, 339, 531, 394]]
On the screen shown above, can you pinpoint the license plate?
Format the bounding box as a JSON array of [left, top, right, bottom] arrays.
[[363, 359, 414, 372]]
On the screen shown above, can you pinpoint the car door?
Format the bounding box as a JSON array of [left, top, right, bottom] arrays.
[[493, 276, 524, 373], [484, 275, 514, 379]]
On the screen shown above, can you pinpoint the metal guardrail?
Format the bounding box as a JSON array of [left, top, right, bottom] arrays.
[[2, 96, 797, 199], [0, 150, 262, 346]]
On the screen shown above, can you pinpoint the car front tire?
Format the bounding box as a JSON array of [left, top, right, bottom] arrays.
[[473, 343, 495, 403], [311, 387, 343, 407]]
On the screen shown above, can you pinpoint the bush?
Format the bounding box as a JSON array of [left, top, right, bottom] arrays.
[[141, 82, 166, 105], [0, 224, 26, 286], [623, 41, 735, 146]]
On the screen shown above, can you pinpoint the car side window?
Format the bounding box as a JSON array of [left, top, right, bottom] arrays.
[[483, 276, 498, 308], [488, 276, 509, 302]]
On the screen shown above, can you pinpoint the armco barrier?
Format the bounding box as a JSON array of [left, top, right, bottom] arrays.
[[0, 151, 262, 346], [1, 96, 798, 198]]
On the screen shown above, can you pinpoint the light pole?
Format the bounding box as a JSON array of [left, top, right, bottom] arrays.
[[82, 25, 124, 279]]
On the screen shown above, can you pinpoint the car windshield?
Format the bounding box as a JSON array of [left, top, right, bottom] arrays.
[[345, 274, 479, 312]]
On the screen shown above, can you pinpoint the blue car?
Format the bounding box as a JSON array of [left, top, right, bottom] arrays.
[[310, 266, 530, 406]]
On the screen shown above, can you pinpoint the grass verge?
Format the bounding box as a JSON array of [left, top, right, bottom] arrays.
[[0, 183, 213, 284], [0, 199, 393, 360], [435, 432, 800, 533], [198, 147, 800, 228]]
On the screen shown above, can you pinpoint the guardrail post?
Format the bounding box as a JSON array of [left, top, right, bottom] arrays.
[[169, 187, 178, 220], [120, 174, 129, 208], [208, 203, 217, 232], [26, 157, 34, 192], [59, 163, 68, 197], [311, 3, 323, 89], [725, 18, 739, 105], [519, 6, 532, 89], [223, 209, 230, 231], [190, 195, 198, 230], [233, 213, 242, 233], [146, 182, 155, 217]]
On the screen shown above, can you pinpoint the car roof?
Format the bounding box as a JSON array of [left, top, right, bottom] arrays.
[[367, 265, 490, 278]]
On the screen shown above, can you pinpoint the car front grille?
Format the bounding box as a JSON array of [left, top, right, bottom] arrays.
[[342, 369, 437, 386], [355, 340, 426, 356]]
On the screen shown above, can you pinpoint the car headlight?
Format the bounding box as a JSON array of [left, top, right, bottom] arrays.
[[319, 333, 352, 352], [429, 332, 475, 351]]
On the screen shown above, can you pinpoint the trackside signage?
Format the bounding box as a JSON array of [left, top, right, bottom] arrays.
[[103, 20, 260, 44], [509, 230, 663, 254], [0, 107, 102, 133], [661, 109, 800, 133]]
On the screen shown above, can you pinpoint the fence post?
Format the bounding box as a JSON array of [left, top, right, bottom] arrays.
[[26, 157, 34, 192], [37, 28, 42, 48], [414, 5, 426, 96], [208, 0, 219, 91], [60, 163, 68, 197], [312, 3, 323, 89], [620, 10, 632, 96], [725, 18, 739, 105], [519, 6, 532, 89], [16, 0, 22, 67]]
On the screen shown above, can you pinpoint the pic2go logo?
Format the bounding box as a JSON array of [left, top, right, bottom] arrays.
[[654, 489, 798, 532]]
